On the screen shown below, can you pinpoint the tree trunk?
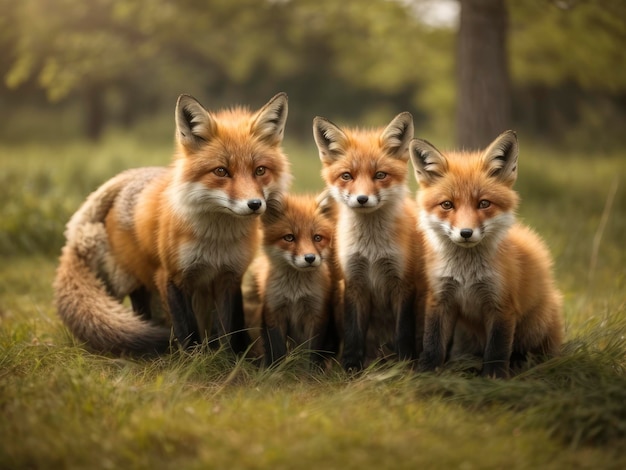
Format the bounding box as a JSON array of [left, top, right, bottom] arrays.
[[456, 0, 511, 149]]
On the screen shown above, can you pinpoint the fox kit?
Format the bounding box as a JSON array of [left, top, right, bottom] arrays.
[[244, 192, 340, 366], [409, 130, 564, 378], [54, 93, 291, 354], [313, 114, 426, 371]]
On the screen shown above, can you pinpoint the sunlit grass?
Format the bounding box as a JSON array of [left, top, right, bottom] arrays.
[[0, 137, 625, 468]]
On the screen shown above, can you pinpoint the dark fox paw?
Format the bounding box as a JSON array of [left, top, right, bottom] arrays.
[[480, 362, 510, 379], [416, 356, 440, 373], [341, 358, 363, 375]]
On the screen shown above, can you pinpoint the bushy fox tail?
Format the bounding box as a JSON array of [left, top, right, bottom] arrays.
[[54, 168, 171, 354], [54, 245, 171, 353]]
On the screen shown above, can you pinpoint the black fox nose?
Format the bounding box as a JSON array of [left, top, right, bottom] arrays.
[[460, 228, 473, 239], [247, 199, 263, 211], [304, 254, 316, 264], [356, 195, 369, 205]]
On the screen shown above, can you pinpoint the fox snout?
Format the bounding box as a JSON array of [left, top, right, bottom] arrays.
[[247, 199, 263, 212], [451, 225, 483, 247], [293, 252, 322, 269], [348, 193, 379, 210], [230, 197, 266, 216], [460, 228, 473, 239]]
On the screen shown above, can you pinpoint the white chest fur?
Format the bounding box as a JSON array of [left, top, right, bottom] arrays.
[[430, 237, 504, 319], [177, 215, 256, 281], [337, 204, 405, 296]]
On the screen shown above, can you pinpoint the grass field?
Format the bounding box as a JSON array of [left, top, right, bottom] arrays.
[[1, 133, 625, 469]]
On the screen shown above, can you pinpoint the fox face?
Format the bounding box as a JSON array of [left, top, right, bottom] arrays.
[[170, 93, 291, 218], [262, 194, 334, 271], [410, 131, 520, 249], [313, 113, 414, 213]]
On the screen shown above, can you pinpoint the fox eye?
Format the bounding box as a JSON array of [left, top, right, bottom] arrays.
[[441, 201, 454, 210], [313, 234, 323, 243], [478, 200, 491, 209], [214, 167, 229, 177], [255, 166, 266, 176], [374, 171, 387, 180], [340, 172, 352, 181], [283, 234, 295, 242]]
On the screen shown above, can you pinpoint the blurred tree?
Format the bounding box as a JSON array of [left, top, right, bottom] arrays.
[[508, 0, 626, 145], [510, 0, 626, 93], [1, 0, 625, 147], [0, 0, 456, 141], [456, 0, 511, 149], [3, 0, 181, 139], [263, 0, 455, 135]]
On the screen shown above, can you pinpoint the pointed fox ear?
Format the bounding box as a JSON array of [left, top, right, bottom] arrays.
[[409, 138, 448, 186], [482, 130, 518, 186], [313, 117, 348, 164], [315, 189, 337, 219], [175, 94, 217, 149], [251, 92, 288, 146], [381, 112, 414, 160]]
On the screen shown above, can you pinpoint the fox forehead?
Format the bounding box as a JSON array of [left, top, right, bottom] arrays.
[[421, 174, 517, 210], [180, 109, 285, 168], [324, 149, 408, 178], [265, 213, 332, 240], [319, 126, 409, 179], [179, 141, 286, 190], [196, 138, 280, 166], [420, 151, 519, 209]]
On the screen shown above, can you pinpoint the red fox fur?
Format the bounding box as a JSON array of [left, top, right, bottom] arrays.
[[244, 192, 341, 366], [313, 113, 427, 371], [409, 130, 564, 378], [54, 93, 291, 354]]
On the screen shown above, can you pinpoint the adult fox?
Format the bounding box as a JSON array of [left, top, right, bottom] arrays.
[[54, 93, 291, 354]]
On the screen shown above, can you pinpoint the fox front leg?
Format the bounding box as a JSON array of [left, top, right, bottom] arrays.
[[167, 281, 201, 349], [214, 274, 250, 354], [481, 314, 515, 379], [306, 316, 331, 368], [418, 299, 457, 372], [262, 307, 288, 366], [396, 292, 417, 362], [341, 284, 370, 372]]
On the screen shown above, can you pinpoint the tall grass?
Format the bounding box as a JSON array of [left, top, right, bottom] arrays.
[[0, 135, 625, 468]]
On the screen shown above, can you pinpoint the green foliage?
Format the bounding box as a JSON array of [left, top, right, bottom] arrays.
[[2, 0, 626, 147], [0, 137, 172, 257], [509, 0, 626, 92], [1, 0, 457, 137]]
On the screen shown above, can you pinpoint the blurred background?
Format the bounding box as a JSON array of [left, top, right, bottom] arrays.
[[1, 0, 624, 149], [0, 0, 624, 266]]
